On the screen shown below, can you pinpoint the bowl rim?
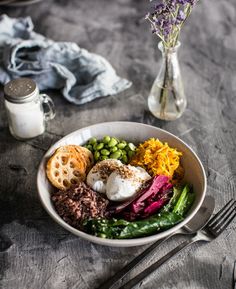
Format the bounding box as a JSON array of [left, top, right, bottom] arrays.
[[37, 121, 207, 247]]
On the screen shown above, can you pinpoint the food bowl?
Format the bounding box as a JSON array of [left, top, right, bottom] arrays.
[[37, 121, 207, 247]]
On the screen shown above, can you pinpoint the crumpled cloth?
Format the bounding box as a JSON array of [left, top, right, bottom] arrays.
[[0, 14, 131, 105]]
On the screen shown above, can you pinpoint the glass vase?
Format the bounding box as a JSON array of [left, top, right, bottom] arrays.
[[148, 41, 186, 121]]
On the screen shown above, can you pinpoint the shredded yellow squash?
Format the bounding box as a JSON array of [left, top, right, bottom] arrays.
[[130, 138, 183, 180]]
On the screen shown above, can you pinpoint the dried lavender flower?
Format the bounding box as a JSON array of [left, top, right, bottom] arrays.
[[145, 0, 199, 48], [177, 10, 185, 21]]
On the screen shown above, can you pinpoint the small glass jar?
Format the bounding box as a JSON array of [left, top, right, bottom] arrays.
[[4, 78, 55, 140]]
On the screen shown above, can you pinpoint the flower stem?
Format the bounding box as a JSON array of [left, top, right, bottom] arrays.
[[172, 87, 181, 113], [159, 52, 169, 118]]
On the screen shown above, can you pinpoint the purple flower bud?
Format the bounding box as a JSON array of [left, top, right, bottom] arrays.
[[162, 19, 170, 28], [145, 0, 198, 43], [155, 3, 165, 13], [151, 26, 159, 34], [163, 26, 172, 37], [177, 0, 187, 4], [155, 18, 162, 26], [177, 10, 185, 21], [186, 0, 196, 5], [167, 0, 177, 11]]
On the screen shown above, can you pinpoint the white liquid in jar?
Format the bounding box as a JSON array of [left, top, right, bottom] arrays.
[[5, 99, 45, 139]]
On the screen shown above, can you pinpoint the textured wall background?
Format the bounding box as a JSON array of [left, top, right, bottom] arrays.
[[0, 1, 236, 288]]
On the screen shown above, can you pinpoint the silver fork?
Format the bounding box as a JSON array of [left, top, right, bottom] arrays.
[[119, 199, 236, 289]]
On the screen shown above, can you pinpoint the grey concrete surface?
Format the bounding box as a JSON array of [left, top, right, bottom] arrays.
[[0, 1, 236, 288]]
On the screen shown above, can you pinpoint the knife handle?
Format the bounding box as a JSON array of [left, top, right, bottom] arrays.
[[96, 234, 173, 289], [119, 238, 196, 289]]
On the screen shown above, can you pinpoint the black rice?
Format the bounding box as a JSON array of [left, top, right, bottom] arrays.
[[51, 182, 109, 230]]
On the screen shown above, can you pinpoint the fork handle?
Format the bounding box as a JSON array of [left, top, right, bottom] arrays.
[[96, 234, 173, 289], [119, 237, 197, 289]]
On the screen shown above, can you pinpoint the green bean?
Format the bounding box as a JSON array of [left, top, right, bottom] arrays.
[[111, 146, 118, 153], [96, 143, 104, 150], [101, 149, 110, 156], [116, 150, 123, 156], [117, 143, 126, 149], [85, 144, 93, 151], [128, 150, 135, 158], [86, 135, 137, 163], [124, 146, 130, 152], [103, 136, 111, 143], [94, 151, 100, 161], [122, 155, 128, 163], [110, 151, 121, 159], [89, 137, 97, 145], [100, 155, 109, 161], [121, 150, 127, 156], [108, 138, 118, 147]]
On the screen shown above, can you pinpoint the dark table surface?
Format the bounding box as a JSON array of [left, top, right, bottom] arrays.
[[0, 1, 236, 289]]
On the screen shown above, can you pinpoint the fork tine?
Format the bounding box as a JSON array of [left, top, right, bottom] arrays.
[[211, 201, 236, 231], [215, 209, 236, 236], [207, 199, 234, 227]]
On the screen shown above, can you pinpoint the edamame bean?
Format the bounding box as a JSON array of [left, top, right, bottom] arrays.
[[96, 143, 104, 150], [89, 137, 97, 145], [110, 151, 121, 159], [100, 155, 109, 161], [122, 155, 128, 163], [121, 150, 127, 155], [101, 149, 110, 156], [103, 136, 111, 143], [117, 143, 126, 149], [128, 150, 135, 158], [86, 136, 136, 163], [110, 146, 118, 153], [108, 138, 118, 147], [117, 149, 123, 155], [86, 144, 93, 151], [94, 151, 100, 161], [125, 146, 130, 152]]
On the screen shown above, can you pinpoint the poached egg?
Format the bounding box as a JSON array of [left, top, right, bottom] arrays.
[[86, 159, 151, 201], [86, 159, 123, 194]]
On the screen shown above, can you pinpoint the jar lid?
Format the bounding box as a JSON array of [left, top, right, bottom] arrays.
[[4, 78, 39, 103]]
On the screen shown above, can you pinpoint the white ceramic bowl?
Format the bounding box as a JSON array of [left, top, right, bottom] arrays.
[[37, 121, 207, 247]]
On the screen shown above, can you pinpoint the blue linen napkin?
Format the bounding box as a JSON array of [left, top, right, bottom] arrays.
[[0, 14, 131, 105]]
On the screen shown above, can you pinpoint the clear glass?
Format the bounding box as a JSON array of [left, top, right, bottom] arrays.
[[5, 93, 55, 140], [148, 41, 186, 121]]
